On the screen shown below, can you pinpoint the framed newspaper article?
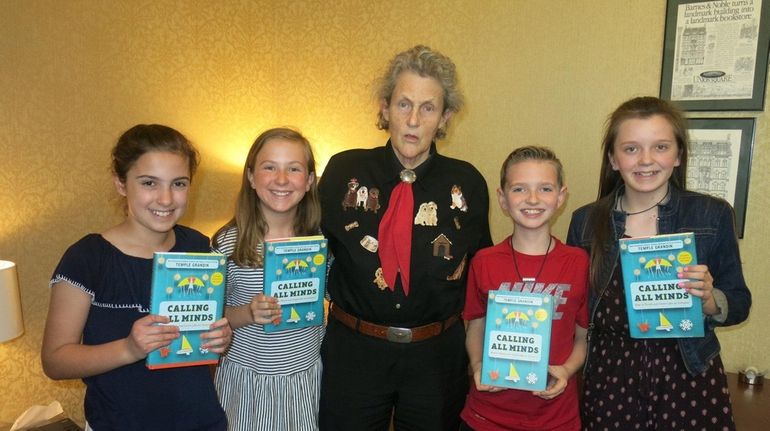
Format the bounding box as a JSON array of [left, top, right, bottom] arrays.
[[686, 117, 755, 237], [660, 0, 770, 111]]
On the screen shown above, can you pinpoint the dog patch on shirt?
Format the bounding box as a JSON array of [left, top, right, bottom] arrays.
[[356, 186, 368, 209], [365, 188, 381, 213], [343, 178, 359, 210], [449, 185, 468, 212], [414, 201, 438, 226]]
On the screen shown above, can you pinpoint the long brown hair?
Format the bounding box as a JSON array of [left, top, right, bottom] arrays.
[[588, 97, 689, 291], [213, 128, 320, 267]]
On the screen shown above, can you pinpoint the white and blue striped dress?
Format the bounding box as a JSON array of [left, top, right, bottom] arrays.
[[214, 227, 323, 431]]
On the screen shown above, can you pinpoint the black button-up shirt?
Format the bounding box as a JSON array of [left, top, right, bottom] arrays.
[[319, 141, 492, 327]]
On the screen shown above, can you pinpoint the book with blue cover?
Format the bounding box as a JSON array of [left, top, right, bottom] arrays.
[[480, 290, 553, 391], [147, 252, 227, 370], [263, 235, 328, 332], [619, 232, 704, 338]]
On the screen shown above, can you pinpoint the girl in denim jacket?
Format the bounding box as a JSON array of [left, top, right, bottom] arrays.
[[567, 97, 751, 430]]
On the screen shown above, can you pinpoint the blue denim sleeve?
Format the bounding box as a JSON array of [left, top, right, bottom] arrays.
[[708, 203, 751, 326], [567, 206, 592, 251]]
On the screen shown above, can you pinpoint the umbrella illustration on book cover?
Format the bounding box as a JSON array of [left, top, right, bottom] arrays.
[[505, 310, 529, 326], [286, 258, 308, 274], [644, 257, 673, 276], [178, 276, 204, 295]]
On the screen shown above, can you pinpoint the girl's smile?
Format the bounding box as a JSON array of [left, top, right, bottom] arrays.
[[115, 151, 191, 240], [609, 114, 681, 206]]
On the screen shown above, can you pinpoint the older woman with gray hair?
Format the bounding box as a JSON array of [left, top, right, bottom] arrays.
[[319, 45, 491, 430]]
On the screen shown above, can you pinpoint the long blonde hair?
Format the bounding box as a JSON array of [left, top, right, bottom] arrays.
[[213, 128, 320, 267]]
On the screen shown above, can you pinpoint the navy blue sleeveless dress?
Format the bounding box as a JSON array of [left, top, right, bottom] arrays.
[[50, 225, 226, 431]]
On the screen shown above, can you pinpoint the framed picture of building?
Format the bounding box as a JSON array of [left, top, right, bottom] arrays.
[[660, 0, 770, 111], [686, 118, 755, 237]]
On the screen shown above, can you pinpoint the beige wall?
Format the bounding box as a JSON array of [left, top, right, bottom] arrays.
[[1, 0, 767, 425]]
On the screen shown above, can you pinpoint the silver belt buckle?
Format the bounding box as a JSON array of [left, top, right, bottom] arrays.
[[387, 326, 413, 343]]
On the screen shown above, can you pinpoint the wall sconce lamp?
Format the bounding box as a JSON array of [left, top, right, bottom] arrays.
[[0, 260, 24, 343]]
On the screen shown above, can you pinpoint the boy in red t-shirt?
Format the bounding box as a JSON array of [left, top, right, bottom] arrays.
[[461, 146, 589, 431]]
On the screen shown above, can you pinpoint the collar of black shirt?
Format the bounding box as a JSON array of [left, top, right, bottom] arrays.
[[383, 140, 437, 186]]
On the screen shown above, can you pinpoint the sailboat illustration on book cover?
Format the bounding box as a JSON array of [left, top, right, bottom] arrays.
[[619, 233, 704, 339], [176, 335, 194, 355], [287, 307, 301, 324], [505, 362, 521, 382]]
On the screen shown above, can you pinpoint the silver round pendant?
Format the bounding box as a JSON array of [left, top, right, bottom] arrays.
[[399, 169, 416, 184]]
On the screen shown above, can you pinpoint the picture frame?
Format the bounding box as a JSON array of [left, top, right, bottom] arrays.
[[660, 0, 770, 111], [686, 117, 755, 237]]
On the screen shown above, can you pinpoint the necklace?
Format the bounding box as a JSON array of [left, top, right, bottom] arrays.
[[620, 185, 670, 216], [511, 235, 552, 283]]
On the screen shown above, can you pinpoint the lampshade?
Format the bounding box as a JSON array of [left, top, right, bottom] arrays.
[[0, 260, 24, 342]]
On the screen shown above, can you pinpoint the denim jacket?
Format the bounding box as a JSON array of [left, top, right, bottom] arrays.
[[567, 186, 751, 375]]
